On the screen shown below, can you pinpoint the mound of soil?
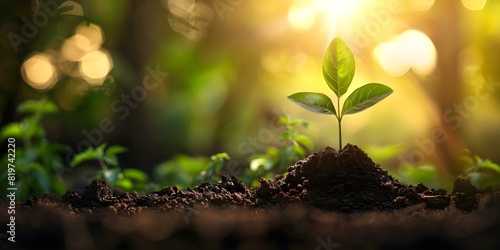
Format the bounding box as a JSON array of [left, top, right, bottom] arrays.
[[1, 144, 499, 249], [256, 144, 450, 212]]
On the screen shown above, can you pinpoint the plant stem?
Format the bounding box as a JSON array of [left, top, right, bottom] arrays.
[[337, 97, 342, 150], [338, 117, 342, 150], [98, 158, 109, 171]]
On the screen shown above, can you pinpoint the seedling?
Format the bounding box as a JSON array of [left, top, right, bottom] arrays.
[[199, 152, 231, 183], [288, 37, 393, 150], [249, 115, 313, 172], [460, 149, 500, 190], [70, 143, 149, 192], [154, 152, 231, 189], [0, 98, 66, 200], [245, 114, 313, 186]]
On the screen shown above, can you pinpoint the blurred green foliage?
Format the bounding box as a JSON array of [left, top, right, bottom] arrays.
[[242, 114, 313, 187], [0, 98, 66, 200], [460, 150, 500, 190], [153, 152, 229, 190], [70, 143, 150, 193], [3, 98, 500, 201], [365, 144, 444, 190], [2, 0, 500, 198]]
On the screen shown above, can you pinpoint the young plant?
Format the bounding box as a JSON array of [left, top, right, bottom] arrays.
[[198, 152, 231, 183], [70, 143, 149, 192], [460, 149, 500, 190], [288, 37, 393, 150], [0, 98, 66, 200], [245, 114, 313, 186], [154, 154, 210, 189], [154, 152, 231, 189]]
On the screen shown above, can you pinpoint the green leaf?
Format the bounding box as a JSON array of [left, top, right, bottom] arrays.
[[468, 172, 500, 190], [103, 155, 119, 167], [476, 159, 500, 172], [277, 115, 292, 126], [0, 123, 23, 139], [207, 153, 230, 175], [30, 163, 51, 192], [115, 178, 133, 190], [342, 83, 393, 116], [288, 92, 337, 115], [364, 144, 403, 162], [96, 143, 107, 156], [291, 144, 306, 158], [17, 98, 58, 116], [322, 38, 356, 97], [122, 169, 148, 182], [70, 147, 100, 167], [210, 152, 230, 161], [280, 130, 297, 142], [20, 117, 45, 139], [96, 144, 127, 168], [294, 134, 314, 152], [409, 165, 437, 184], [49, 177, 67, 195], [249, 156, 273, 171], [106, 145, 128, 157]]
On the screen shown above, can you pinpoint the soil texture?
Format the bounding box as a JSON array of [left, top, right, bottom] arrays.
[[1, 144, 499, 249]]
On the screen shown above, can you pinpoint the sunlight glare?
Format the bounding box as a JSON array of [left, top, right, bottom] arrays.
[[288, 1, 316, 31], [61, 35, 91, 61], [374, 30, 437, 77], [79, 49, 113, 85], [317, 0, 365, 19], [374, 42, 409, 77], [21, 53, 58, 91], [288, 0, 365, 31], [75, 23, 104, 51], [167, 0, 196, 16], [461, 0, 487, 11], [409, 0, 435, 11]]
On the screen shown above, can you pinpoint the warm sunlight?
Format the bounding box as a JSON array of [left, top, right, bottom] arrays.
[[21, 53, 58, 91], [288, 1, 316, 31], [75, 22, 104, 51], [317, 0, 365, 19], [288, 0, 365, 31], [409, 0, 435, 11], [79, 49, 113, 85], [461, 0, 488, 11], [5, 1, 500, 246], [374, 30, 437, 77], [61, 22, 104, 62]]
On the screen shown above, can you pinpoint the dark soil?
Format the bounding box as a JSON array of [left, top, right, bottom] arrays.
[[1, 144, 500, 249]]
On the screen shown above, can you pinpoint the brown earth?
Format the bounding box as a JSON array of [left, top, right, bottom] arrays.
[[1, 144, 499, 249]]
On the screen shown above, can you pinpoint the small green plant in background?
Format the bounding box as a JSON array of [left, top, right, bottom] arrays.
[[365, 145, 447, 190], [198, 153, 231, 183], [460, 149, 500, 190], [70, 143, 149, 192], [244, 114, 313, 186], [288, 37, 393, 150], [154, 152, 231, 189], [397, 164, 442, 189], [0, 98, 66, 200]]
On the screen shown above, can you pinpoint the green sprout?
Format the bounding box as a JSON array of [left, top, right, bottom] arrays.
[[0, 98, 66, 200], [288, 37, 393, 150], [460, 149, 500, 190], [245, 114, 313, 186], [154, 152, 231, 189], [70, 143, 149, 192]]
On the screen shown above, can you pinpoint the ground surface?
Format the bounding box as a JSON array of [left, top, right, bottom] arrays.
[[1, 144, 499, 249]]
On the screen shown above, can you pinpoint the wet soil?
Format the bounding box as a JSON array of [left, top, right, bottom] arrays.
[[1, 144, 499, 249]]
